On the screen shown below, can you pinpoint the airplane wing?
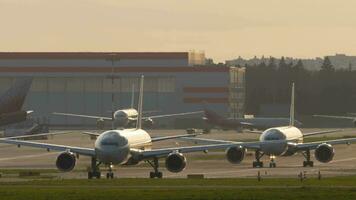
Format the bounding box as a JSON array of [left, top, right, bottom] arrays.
[[150, 133, 202, 142], [313, 115, 355, 120], [143, 111, 203, 119], [131, 140, 283, 160], [3, 131, 73, 140], [81, 132, 101, 137], [178, 137, 236, 144], [295, 137, 356, 150], [245, 130, 264, 134], [52, 112, 112, 120], [0, 139, 95, 156], [302, 129, 343, 137]]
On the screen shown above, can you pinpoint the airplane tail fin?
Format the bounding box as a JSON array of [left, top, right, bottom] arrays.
[[0, 77, 33, 114], [130, 84, 135, 108], [289, 82, 295, 126], [136, 75, 144, 129]]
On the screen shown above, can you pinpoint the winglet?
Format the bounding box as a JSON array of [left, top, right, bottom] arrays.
[[289, 82, 295, 126], [136, 75, 144, 129]]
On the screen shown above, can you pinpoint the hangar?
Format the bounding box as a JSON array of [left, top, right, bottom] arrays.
[[0, 52, 245, 128]]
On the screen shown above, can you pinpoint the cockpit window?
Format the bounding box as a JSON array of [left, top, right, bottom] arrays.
[[263, 129, 286, 141], [101, 141, 119, 146]]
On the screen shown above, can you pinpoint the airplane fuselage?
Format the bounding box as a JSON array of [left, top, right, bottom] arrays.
[[94, 128, 151, 165]]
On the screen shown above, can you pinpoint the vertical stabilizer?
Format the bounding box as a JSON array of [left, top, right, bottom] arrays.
[[136, 75, 144, 129], [0, 77, 33, 114], [130, 84, 135, 108], [289, 82, 295, 126]]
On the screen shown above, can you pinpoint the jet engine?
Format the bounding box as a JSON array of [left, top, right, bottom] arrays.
[[165, 152, 187, 173], [143, 118, 154, 128], [226, 146, 246, 164], [56, 152, 76, 172], [314, 144, 334, 163], [96, 118, 105, 130]]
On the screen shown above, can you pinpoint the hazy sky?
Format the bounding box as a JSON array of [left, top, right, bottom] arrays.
[[1, 0, 356, 61]]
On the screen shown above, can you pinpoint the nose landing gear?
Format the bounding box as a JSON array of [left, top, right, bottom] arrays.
[[106, 164, 114, 179], [147, 157, 163, 178], [88, 157, 101, 179], [269, 155, 277, 168], [252, 150, 264, 168]]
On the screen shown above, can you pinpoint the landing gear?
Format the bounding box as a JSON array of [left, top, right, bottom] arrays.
[[269, 155, 277, 168], [252, 150, 264, 168], [147, 157, 163, 178], [106, 164, 114, 179], [302, 149, 314, 167], [88, 157, 101, 179]]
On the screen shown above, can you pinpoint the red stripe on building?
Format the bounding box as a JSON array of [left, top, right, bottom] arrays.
[[0, 66, 229, 73], [0, 52, 188, 59], [183, 87, 229, 93], [183, 97, 228, 103]]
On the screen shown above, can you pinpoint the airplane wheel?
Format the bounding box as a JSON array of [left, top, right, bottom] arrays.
[[88, 172, 93, 179], [253, 161, 263, 168], [95, 172, 101, 179], [150, 172, 155, 178], [157, 172, 163, 178], [303, 161, 314, 167]]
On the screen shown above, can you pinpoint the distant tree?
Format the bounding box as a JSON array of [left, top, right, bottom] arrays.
[[267, 57, 277, 69], [278, 56, 288, 69], [294, 59, 304, 71], [320, 56, 335, 72]]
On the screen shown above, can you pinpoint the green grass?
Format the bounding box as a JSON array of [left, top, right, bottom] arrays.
[[1, 177, 356, 199]]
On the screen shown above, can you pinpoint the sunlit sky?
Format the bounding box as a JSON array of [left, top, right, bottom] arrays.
[[1, 0, 356, 61]]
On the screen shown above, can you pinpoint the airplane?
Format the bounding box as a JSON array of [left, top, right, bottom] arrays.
[[313, 114, 356, 127], [0, 75, 236, 179], [181, 83, 356, 168], [0, 77, 33, 127], [53, 84, 202, 129], [203, 108, 302, 132]]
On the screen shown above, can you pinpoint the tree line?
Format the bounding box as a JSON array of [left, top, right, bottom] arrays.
[[244, 56, 356, 115]]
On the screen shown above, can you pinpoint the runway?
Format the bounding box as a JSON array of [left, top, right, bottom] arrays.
[[0, 128, 356, 179]]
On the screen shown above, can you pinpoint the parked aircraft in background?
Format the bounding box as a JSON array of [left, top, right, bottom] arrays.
[[313, 114, 356, 127], [183, 83, 356, 168], [203, 108, 302, 132], [0, 77, 33, 127], [53, 85, 202, 129]]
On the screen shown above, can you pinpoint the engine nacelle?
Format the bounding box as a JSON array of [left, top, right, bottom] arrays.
[[226, 146, 246, 164], [314, 144, 334, 163], [96, 118, 105, 130], [165, 152, 187, 173], [143, 118, 154, 128], [56, 152, 76, 172]]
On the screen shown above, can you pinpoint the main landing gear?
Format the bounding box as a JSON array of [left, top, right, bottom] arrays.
[[252, 150, 264, 168], [147, 157, 163, 178], [302, 149, 314, 167], [88, 157, 101, 179]]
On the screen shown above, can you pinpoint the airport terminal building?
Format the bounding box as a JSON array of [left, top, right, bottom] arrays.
[[0, 52, 245, 128]]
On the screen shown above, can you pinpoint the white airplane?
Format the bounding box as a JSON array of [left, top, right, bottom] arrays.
[[53, 85, 202, 129], [181, 83, 356, 168]]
